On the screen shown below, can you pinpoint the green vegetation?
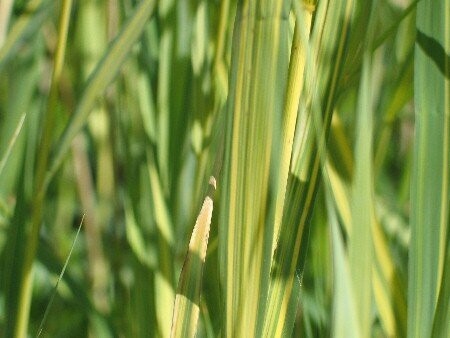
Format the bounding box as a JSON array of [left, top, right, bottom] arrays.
[[0, 0, 448, 337]]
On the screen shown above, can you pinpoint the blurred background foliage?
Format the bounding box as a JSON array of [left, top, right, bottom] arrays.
[[0, 0, 448, 337]]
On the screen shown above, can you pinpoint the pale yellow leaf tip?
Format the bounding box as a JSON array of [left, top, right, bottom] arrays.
[[209, 176, 217, 190]]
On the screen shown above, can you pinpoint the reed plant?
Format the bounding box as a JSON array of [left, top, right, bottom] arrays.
[[0, 0, 448, 337]]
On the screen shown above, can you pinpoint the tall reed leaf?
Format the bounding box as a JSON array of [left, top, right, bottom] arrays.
[[8, 1, 73, 335], [262, 5, 313, 337], [408, 0, 449, 337], [327, 191, 360, 338], [432, 230, 450, 336], [263, 0, 355, 335], [349, 2, 376, 335], [0, 113, 26, 177], [170, 178, 215, 338], [146, 150, 176, 337], [45, 0, 156, 190], [0, 0, 54, 73], [219, 1, 290, 336]]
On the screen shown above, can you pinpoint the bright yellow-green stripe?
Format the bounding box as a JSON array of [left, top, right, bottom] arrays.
[[277, 159, 320, 337], [225, 4, 248, 336], [171, 189, 214, 338], [373, 221, 407, 337], [221, 0, 288, 336], [264, 0, 355, 335], [271, 2, 312, 256]]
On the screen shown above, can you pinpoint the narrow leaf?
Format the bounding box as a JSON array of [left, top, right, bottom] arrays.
[[170, 177, 216, 338], [0, 0, 54, 73], [219, 2, 290, 337], [0, 112, 26, 177], [328, 193, 360, 338], [349, 20, 375, 338], [263, 0, 356, 336], [408, 1, 449, 337], [44, 0, 156, 191]]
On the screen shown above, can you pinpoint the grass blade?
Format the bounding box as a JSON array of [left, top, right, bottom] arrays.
[[348, 5, 376, 335], [170, 178, 215, 338], [146, 150, 176, 337], [44, 0, 157, 191], [263, 0, 356, 335], [10, 1, 74, 335], [219, 1, 290, 336], [432, 230, 450, 337], [36, 215, 85, 337], [408, 0, 449, 337], [0, 0, 54, 73], [0, 112, 26, 177], [327, 192, 360, 338], [271, 0, 313, 256]]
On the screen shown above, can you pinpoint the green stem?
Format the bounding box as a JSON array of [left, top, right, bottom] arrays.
[[14, 1, 73, 336]]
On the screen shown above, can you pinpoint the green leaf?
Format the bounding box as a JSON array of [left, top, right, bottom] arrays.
[[327, 193, 361, 338], [349, 6, 376, 336], [170, 178, 215, 338], [408, 1, 449, 337], [44, 0, 157, 191], [124, 197, 156, 269], [218, 1, 290, 336], [263, 0, 356, 335], [0, 112, 26, 177], [432, 231, 450, 337], [0, 0, 54, 73]]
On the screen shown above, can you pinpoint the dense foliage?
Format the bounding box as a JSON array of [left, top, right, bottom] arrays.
[[0, 0, 448, 337]]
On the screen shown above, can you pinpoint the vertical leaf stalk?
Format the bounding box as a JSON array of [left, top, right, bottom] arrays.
[[13, 1, 73, 336], [408, 0, 449, 337]]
